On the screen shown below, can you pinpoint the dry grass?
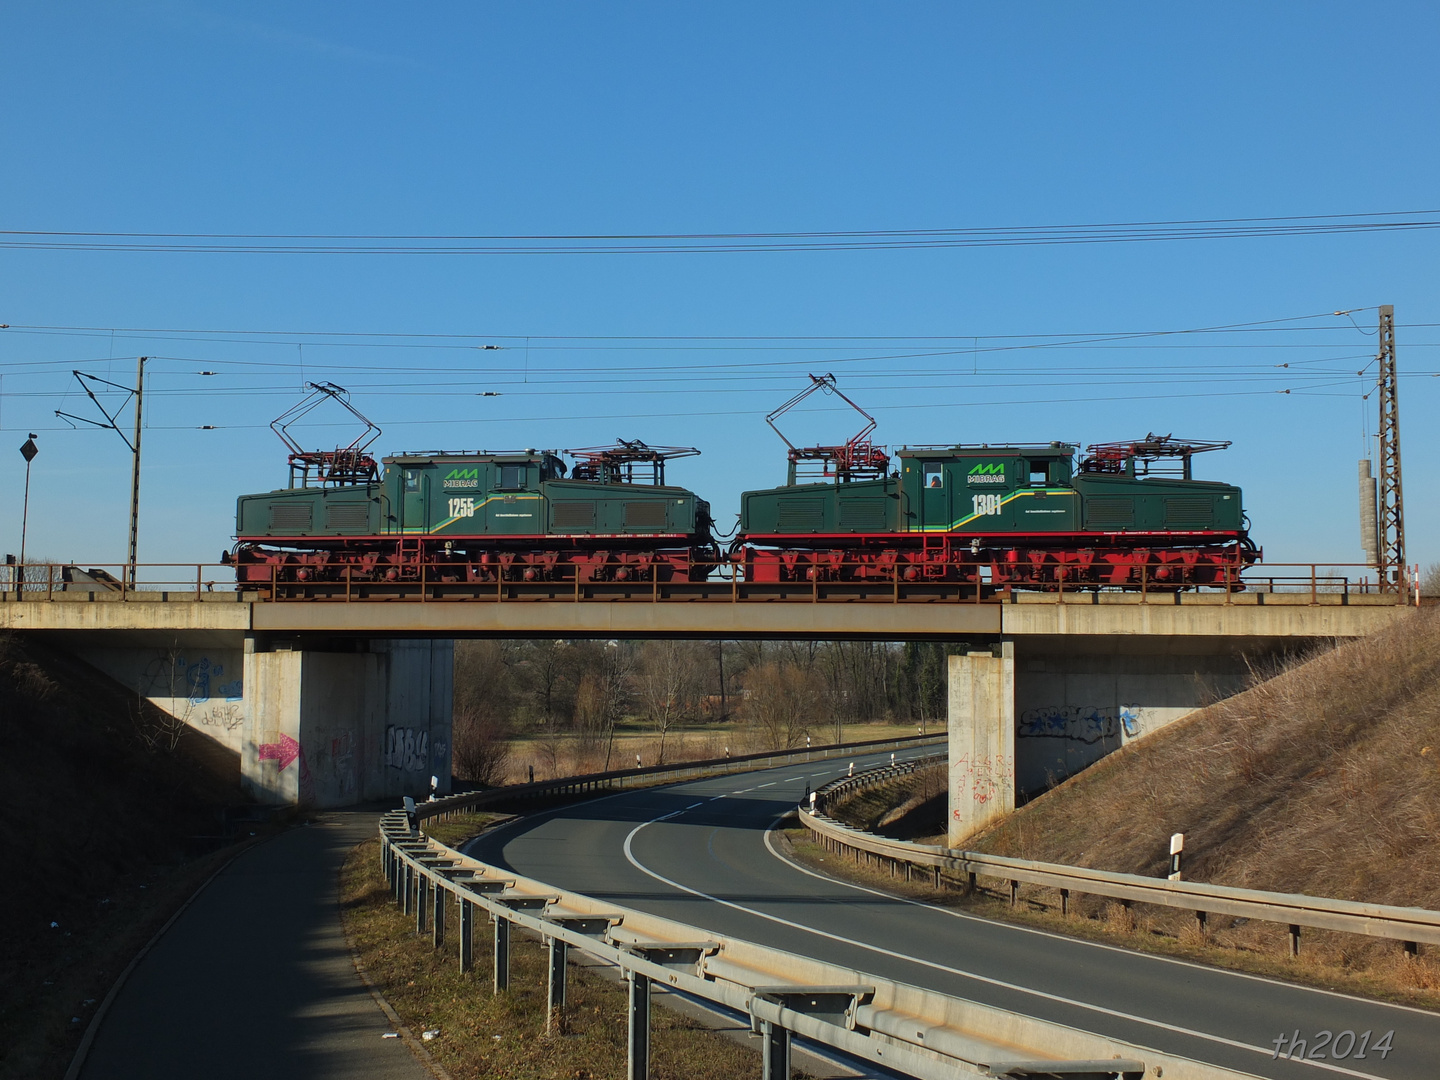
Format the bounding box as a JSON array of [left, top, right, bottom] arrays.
[[828, 764, 946, 839], [422, 812, 508, 850], [339, 838, 793, 1079]]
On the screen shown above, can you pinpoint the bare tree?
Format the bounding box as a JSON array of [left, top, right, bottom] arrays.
[[634, 640, 705, 763], [744, 660, 823, 750], [452, 705, 511, 786]]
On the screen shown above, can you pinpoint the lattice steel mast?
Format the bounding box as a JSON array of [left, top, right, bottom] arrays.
[[1375, 305, 1405, 593]]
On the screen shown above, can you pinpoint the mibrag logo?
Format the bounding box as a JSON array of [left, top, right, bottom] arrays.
[[966, 462, 1006, 485], [442, 467, 481, 490]]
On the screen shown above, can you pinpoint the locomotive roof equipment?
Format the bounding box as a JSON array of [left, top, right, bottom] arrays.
[[564, 439, 700, 486], [1079, 434, 1233, 480], [765, 373, 891, 484], [270, 382, 382, 488]]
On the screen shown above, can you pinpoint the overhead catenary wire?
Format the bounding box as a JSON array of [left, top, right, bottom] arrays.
[[0, 308, 1424, 436], [1, 210, 1438, 254]]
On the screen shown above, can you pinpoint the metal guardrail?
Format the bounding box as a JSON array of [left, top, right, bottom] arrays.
[[379, 808, 1255, 1080], [806, 759, 1440, 957], [415, 734, 946, 821], [0, 560, 1421, 607]]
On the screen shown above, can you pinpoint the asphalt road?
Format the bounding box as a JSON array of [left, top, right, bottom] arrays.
[[468, 748, 1440, 1080], [79, 813, 429, 1080]]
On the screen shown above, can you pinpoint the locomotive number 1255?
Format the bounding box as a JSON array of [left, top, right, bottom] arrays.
[[448, 497, 477, 518], [971, 493, 1004, 517]]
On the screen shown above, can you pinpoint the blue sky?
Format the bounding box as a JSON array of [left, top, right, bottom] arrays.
[[2, 2, 1437, 577]]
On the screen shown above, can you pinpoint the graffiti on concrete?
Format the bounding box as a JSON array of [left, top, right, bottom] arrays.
[[1017, 705, 1120, 744], [385, 726, 430, 771], [259, 734, 302, 770], [139, 653, 242, 706], [134, 651, 245, 735], [952, 752, 1014, 809], [1119, 705, 1141, 738], [331, 731, 356, 797], [258, 733, 313, 802], [184, 656, 215, 705], [196, 703, 244, 733]]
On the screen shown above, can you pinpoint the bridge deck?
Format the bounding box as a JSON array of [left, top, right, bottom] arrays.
[[0, 585, 1413, 640]]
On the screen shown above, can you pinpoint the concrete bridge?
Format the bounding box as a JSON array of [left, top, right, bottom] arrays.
[[2, 586, 1414, 824]]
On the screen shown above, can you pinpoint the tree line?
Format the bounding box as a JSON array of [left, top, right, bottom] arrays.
[[452, 638, 958, 784]]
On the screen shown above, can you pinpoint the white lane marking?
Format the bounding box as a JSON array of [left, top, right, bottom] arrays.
[[459, 747, 913, 855], [686, 802, 705, 810], [757, 782, 777, 789], [769, 824, 1440, 1023], [621, 815, 1393, 1080]]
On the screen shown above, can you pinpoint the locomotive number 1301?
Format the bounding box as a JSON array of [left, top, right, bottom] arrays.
[[971, 493, 1004, 517]]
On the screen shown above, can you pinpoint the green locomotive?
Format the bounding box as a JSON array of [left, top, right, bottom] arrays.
[[734, 376, 1255, 588], [226, 387, 715, 585], [738, 435, 1256, 588]]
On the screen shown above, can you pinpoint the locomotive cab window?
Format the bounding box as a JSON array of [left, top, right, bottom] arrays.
[[403, 470, 420, 493], [923, 462, 944, 489], [1029, 462, 1048, 486], [497, 464, 525, 490]]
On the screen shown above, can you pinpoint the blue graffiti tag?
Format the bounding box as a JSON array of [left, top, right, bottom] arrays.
[[186, 657, 212, 705], [1017, 706, 1119, 744], [1119, 706, 1141, 738]]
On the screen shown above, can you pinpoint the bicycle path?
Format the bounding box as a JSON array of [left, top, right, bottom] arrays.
[[77, 812, 430, 1080]]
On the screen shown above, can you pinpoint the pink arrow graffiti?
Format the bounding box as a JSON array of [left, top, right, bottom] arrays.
[[258, 734, 301, 771]]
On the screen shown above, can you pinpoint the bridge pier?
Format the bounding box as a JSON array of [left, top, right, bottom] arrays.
[[947, 644, 1017, 844], [242, 637, 453, 807], [948, 636, 1263, 846]]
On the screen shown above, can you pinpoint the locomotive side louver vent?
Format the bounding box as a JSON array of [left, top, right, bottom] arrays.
[[553, 501, 597, 528], [270, 503, 313, 532], [1084, 496, 1134, 528], [326, 503, 370, 530], [838, 499, 887, 530], [1163, 496, 1213, 528], [624, 502, 667, 528], [777, 498, 826, 532]]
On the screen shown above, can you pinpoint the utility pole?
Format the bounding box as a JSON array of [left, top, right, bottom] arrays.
[[1375, 307, 1405, 593], [128, 356, 145, 587], [55, 357, 147, 588]]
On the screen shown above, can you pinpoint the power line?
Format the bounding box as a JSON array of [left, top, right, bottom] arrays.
[[0, 211, 1436, 254], [0, 310, 1399, 343]]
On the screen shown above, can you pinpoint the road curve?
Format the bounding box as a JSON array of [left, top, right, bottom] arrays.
[[467, 749, 1440, 1080]]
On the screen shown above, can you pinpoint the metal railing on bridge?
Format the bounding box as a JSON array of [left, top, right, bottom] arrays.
[[1, 559, 1421, 607]]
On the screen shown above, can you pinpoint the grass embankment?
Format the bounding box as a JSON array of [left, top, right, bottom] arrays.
[[0, 632, 265, 1080], [807, 609, 1440, 1007], [340, 830, 789, 1080]]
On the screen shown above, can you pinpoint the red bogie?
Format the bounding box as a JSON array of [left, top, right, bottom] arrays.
[[231, 539, 712, 586], [740, 536, 1253, 590]]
